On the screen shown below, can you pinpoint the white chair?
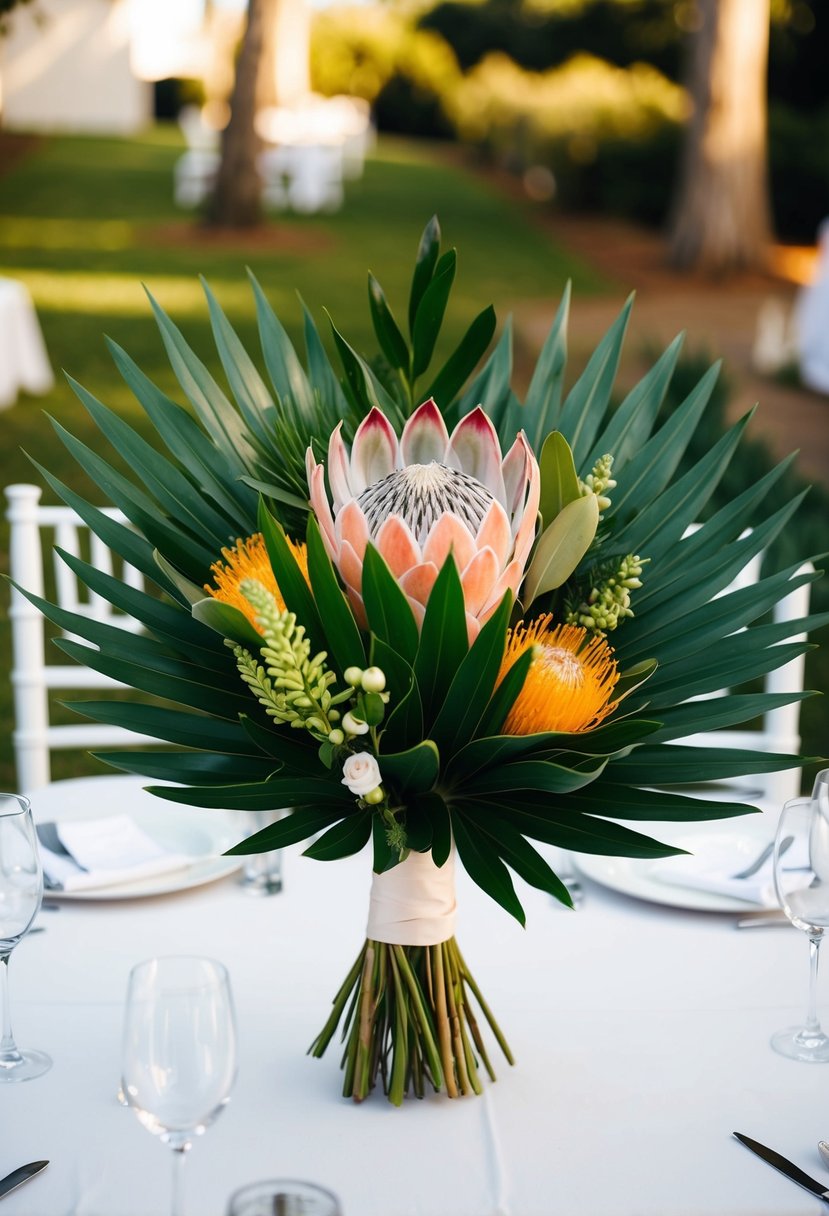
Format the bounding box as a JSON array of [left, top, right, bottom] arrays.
[[6, 483, 156, 792], [668, 525, 814, 809], [173, 106, 221, 208]]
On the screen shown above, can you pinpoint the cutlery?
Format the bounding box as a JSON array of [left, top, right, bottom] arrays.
[[732, 834, 794, 880], [0, 1160, 49, 1200], [819, 1141, 829, 1169], [734, 1133, 829, 1201]]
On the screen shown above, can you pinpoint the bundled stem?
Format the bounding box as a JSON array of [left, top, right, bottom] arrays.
[[309, 937, 513, 1105]]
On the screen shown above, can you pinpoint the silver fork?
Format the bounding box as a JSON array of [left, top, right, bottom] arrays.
[[731, 834, 794, 880]]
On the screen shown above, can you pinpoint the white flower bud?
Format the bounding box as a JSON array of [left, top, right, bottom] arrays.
[[342, 711, 369, 736], [342, 752, 382, 796], [361, 666, 386, 693], [344, 666, 364, 687]]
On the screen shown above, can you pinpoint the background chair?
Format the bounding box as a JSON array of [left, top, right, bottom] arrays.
[[6, 483, 156, 792]]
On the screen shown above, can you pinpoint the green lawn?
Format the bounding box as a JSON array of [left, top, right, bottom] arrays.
[[0, 128, 610, 785]]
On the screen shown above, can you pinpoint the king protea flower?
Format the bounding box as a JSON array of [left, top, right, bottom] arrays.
[[306, 400, 540, 639]]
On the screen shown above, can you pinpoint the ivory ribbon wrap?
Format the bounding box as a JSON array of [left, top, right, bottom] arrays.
[[366, 848, 456, 946]]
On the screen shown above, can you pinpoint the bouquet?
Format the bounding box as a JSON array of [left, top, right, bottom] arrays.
[[23, 218, 822, 1104]]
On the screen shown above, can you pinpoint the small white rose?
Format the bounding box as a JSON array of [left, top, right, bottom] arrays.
[[342, 752, 382, 797]]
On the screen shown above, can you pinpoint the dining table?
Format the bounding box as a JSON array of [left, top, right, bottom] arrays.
[[3, 774, 828, 1216]]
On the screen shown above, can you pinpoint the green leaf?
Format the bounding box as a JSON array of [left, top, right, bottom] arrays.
[[585, 332, 684, 474], [557, 294, 633, 466], [97, 750, 280, 785], [538, 431, 581, 528], [305, 515, 366, 674], [425, 305, 496, 411], [431, 592, 512, 756], [227, 805, 347, 853], [558, 782, 758, 822], [648, 692, 812, 743], [372, 813, 399, 873], [238, 714, 320, 771], [327, 313, 403, 423], [238, 476, 309, 512], [150, 777, 349, 810], [201, 277, 276, 447], [105, 338, 257, 526], [468, 796, 686, 858], [523, 493, 599, 606], [368, 272, 410, 371], [422, 792, 452, 866], [145, 288, 255, 474], [379, 741, 440, 797], [67, 701, 257, 754], [450, 809, 526, 926], [413, 557, 469, 727], [476, 646, 534, 738], [454, 319, 513, 432], [258, 499, 326, 652], [476, 815, 574, 908], [412, 250, 457, 379], [192, 597, 264, 648], [608, 744, 809, 785], [408, 215, 441, 335], [304, 812, 372, 861], [521, 282, 570, 451], [299, 295, 350, 418], [248, 271, 316, 424], [464, 755, 607, 796], [361, 545, 419, 664]]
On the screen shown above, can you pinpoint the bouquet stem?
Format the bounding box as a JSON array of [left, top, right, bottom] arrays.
[[309, 938, 513, 1104]]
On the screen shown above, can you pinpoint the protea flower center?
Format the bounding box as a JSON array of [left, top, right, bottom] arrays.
[[356, 461, 494, 546]]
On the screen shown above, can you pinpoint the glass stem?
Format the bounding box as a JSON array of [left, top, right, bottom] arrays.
[[806, 934, 823, 1035], [0, 952, 22, 1066], [170, 1143, 189, 1216]]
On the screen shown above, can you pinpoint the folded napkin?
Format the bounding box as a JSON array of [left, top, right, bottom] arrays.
[[650, 836, 810, 906], [37, 816, 193, 892]]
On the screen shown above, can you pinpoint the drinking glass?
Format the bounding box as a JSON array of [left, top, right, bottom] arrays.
[[227, 1180, 342, 1216], [0, 792, 52, 1082], [237, 810, 285, 896], [812, 768, 829, 815], [771, 795, 829, 1061], [121, 957, 237, 1216]]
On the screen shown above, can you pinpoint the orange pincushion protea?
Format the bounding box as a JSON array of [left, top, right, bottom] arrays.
[[205, 533, 308, 632], [499, 615, 619, 735]]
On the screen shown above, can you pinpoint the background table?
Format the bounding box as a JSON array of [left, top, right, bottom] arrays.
[[4, 777, 828, 1216]]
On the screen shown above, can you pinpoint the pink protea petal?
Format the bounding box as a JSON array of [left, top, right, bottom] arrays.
[[475, 499, 512, 568], [400, 398, 450, 466], [340, 542, 364, 591], [446, 407, 506, 506], [406, 596, 426, 630], [421, 513, 477, 574], [399, 562, 440, 609], [512, 455, 541, 569], [460, 545, 500, 617], [480, 558, 522, 618], [308, 462, 337, 553], [465, 613, 481, 645], [328, 423, 353, 513], [335, 500, 370, 561], [350, 407, 400, 495], [501, 432, 532, 524], [375, 515, 422, 579], [346, 587, 367, 630]]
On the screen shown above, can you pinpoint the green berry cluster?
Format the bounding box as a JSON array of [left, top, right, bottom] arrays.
[[580, 453, 617, 514], [565, 553, 647, 635]]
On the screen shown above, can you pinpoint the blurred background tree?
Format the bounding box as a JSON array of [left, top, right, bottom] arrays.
[[668, 0, 773, 272]]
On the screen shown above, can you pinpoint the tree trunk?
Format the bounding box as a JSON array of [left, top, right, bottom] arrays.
[[258, 0, 312, 110], [205, 0, 267, 229], [668, 0, 773, 274]]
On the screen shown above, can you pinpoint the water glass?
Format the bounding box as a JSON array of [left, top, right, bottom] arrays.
[[237, 810, 286, 896], [0, 792, 51, 1082], [122, 956, 237, 1215], [771, 795, 829, 1061], [227, 1180, 342, 1216]]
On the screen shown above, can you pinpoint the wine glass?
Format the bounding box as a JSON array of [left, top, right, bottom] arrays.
[[812, 768, 829, 815], [771, 795, 829, 1062], [121, 957, 237, 1216], [0, 792, 52, 1082]]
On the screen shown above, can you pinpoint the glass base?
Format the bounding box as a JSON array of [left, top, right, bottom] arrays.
[[0, 1047, 52, 1082], [771, 1024, 829, 1063]]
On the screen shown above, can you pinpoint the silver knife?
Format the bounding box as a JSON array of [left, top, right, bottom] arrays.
[[0, 1160, 49, 1200], [734, 1133, 829, 1201]]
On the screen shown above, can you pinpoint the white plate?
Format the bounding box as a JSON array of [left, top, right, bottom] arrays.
[[27, 775, 243, 901], [574, 822, 777, 912]]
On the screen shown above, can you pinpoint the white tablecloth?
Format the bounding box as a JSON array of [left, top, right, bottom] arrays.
[[4, 777, 828, 1216], [0, 278, 53, 408]]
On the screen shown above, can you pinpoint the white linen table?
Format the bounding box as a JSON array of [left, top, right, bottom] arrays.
[[0, 278, 53, 408], [4, 776, 828, 1216]]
